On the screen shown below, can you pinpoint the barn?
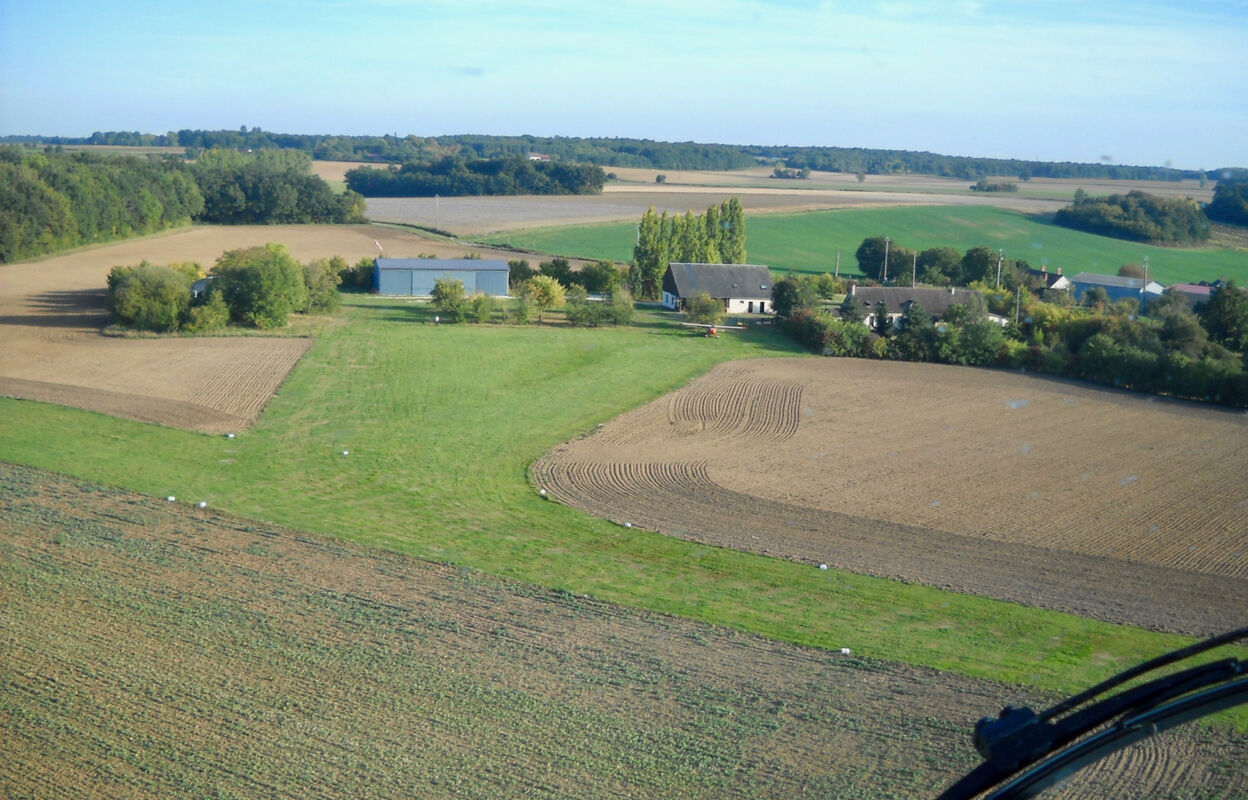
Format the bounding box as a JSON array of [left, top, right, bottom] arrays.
[[661, 263, 773, 314], [374, 258, 510, 297]]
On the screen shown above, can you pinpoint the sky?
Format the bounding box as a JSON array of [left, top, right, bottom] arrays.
[[2, 0, 1245, 169]]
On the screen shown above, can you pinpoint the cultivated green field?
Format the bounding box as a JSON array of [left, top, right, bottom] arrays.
[[0, 299, 1231, 704], [481, 205, 1248, 286]]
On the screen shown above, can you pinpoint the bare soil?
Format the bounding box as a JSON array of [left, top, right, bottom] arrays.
[[2, 462, 1242, 799], [533, 358, 1248, 637], [0, 224, 517, 433]]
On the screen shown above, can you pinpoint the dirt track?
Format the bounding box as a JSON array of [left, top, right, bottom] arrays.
[[533, 358, 1248, 636]]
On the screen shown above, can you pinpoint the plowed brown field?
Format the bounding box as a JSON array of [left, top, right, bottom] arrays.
[[3, 462, 1242, 799], [0, 224, 517, 433], [533, 358, 1248, 637]]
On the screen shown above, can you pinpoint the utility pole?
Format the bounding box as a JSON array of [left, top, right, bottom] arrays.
[[995, 249, 1004, 289], [882, 237, 891, 283], [834, 250, 840, 279], [435, 194, 440, 230]]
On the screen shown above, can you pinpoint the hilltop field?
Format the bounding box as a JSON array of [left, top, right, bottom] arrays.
[[2, 172, 1246, 797]]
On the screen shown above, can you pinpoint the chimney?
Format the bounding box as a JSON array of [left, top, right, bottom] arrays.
[[1041, 264, 1048, 274], [1057, 266, 1062, 275], [849, 282, 856, 297]]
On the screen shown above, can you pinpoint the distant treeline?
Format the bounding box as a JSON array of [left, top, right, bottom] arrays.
[[1054, 190, 1210, 245], [344, 156, 606, 197], [5, 129, 1232, 181], [0, 147, 363, 263], [1206, 176, 1248, 226]]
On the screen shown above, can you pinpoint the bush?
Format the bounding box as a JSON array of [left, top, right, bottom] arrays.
[[507, 259, 535, 288], [430, 278, 468, 322], [212, 244, 309, 329], [467, 291, 498, 323], [109, 264, 193, 332], [685, 291, 723, 326], [303, 256, 344, 313], [606, 288, 634, 325], [510, 293, 534, 325], [339, 257, 375, 291], [184, 289, 229, 332]]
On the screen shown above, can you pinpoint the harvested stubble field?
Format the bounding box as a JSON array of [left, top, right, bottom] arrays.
[[0, 224, 517, 433], [2, 462, 1243, 800], [534, 358, 1248, 638]]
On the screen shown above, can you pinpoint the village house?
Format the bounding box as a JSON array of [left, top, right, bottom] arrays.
[[661, 263, 774, 314], [844, 285, 999, 330]]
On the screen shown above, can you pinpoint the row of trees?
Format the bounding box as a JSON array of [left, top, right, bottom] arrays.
[[22, 130, 1229, 181], [0, 148, 203, 263], [0, 147, 364, 263], [107, 244, 345, 332], [853, 237, 1029, 290], [630, 200, 747, 299], [1053, 189, 1210, 245], [428, 273, 633, 327], [344, 157, 606, 197]]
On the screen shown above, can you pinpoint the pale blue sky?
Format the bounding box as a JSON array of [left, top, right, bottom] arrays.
[[2, 0, 1245, 169]]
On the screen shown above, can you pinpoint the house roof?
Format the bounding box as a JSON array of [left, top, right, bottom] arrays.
[[1069, 272, 1163, 292], [1168, 283, 1213, 296], [663, 263, 772, 300], [849, 286, 984, 318], [376, 258, 509, 272], [1026, 267, 1069, 289]]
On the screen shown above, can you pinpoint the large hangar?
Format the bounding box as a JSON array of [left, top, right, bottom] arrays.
[[374, 258, 510, 296]]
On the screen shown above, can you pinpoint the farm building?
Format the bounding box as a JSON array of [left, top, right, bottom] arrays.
[[1068, 272, 1163, 308], [661, 263, 774, 314], [374, 258, 509, 297], [1026, 266, 1070, 291], [1166, 283, 1214, 309], [845, 286, 996, 330]]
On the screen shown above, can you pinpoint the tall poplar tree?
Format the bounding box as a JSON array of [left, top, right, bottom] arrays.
[[720, 198, 747, 263]]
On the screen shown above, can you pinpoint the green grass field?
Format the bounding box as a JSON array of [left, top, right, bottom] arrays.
[[481, 205, 1248, 286], [2, 298, 1235, 710]]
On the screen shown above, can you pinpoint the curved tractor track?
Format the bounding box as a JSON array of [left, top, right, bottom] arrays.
[[533, 359, 1248, 637]]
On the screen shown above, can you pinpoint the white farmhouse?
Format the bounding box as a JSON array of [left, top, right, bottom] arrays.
[[661, 263, 774, 314]]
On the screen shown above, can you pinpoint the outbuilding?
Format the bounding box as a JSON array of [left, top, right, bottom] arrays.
[[661, 262, 773, 314], [1068, 272, 1164, 308], [374, 258, 509, 297]]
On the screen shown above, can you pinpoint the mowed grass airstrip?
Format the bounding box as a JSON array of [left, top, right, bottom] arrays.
[[481, 204, 1248, 286], [1, 293, 1238, 708]]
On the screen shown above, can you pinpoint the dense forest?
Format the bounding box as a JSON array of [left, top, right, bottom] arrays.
[[0, 148, 203, 263], [4, 129, 1225, 181], [344, 156, 606, 197], [0, 147, 363, 263], [1053, 190, 1210, 245]]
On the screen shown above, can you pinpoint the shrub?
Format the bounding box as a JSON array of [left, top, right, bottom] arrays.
[[212, 244, 309, 329], [430, 278, 468, 322], [303, 256, 345, 313], [109, 264, 192, 332], [339, 257, 375, 291], [467, 292, 498, 323], [607, 288, 634, 325], [184, 289, 229, 332], [685, 291, 723, 326]]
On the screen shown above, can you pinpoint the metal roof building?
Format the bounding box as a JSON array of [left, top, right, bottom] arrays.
[[374, 258, 510, 297]]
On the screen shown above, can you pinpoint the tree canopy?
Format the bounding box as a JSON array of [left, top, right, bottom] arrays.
[[345, 156, 606, 197], [1053, 190, 1210, 245]]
